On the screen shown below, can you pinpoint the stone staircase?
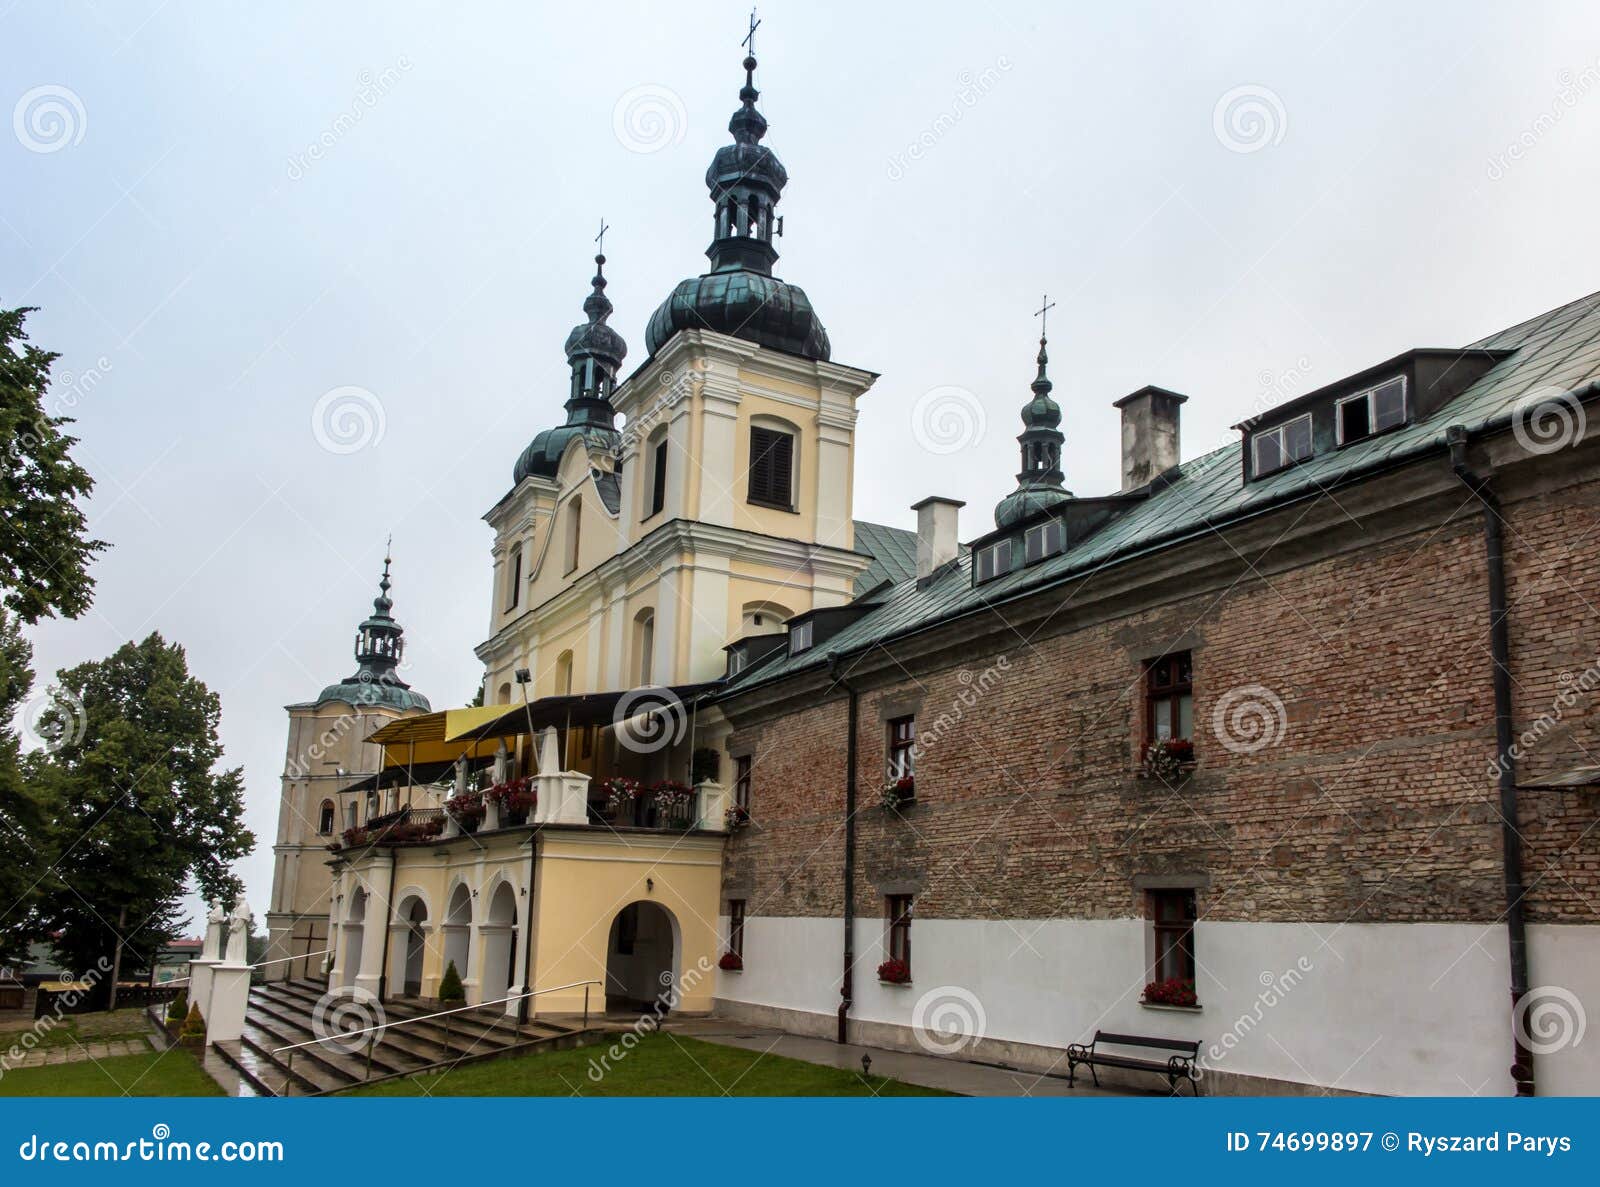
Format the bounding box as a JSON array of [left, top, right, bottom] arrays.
[[212, 978, 594, 1096]]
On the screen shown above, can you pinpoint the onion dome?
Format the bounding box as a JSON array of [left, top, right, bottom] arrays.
[[317, 551, 432, 712], [514, 250, 627, 484], [995, 334, 1073, 529], [643, 36, 831, 362]]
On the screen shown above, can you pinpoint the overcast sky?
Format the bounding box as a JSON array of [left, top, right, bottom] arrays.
[[7, 0, 1600, 929]]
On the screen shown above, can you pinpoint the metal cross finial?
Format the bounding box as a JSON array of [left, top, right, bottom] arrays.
[[1034, 293, 1058, 339], [742, 8, 761, 55], [594, 218, 609, 256]]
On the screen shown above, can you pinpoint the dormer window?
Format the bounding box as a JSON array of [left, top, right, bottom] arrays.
[[728, 648, 748, 677], [1251, 413, 1312, 477], [1337, 376, 1406, 445], [975, 538, 1013, 583], [1023, 520, 1065, 564], [789, 620, 814, 654]]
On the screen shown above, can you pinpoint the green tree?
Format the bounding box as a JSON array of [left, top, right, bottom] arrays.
[[438, 959, 464, 1003], [0, 306, 105, 625], [34, 633, 254, 1002], [0, 611, 57, 965]]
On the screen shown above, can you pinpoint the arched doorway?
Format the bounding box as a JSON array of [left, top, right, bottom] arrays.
[[442, 883, 472, 993], [605, 901, 679, 1014], [480, 882, 519, 1007], [341, 887, 367, 990], [392, 897, 427, 997]]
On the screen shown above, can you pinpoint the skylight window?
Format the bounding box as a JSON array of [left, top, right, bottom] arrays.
[[1337, 377, 1407, 444], [1252, 413, 1312, 477]]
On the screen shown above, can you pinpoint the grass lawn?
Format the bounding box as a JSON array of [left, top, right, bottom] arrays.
[[0, 1050, 223, 1097], [350, 1033, 950, 1097], [1, 1006, 158, 1049]]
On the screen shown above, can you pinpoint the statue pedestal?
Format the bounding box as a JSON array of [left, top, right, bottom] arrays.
[[186, 959, 217, 1020], [205, 963, 252, 1045]]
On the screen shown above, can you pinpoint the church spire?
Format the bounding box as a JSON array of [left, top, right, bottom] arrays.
[[351, 544, 413, 689], [705, 9, 788, 275], [995, 297, 1073, 528], [561, 221, 627, 428]]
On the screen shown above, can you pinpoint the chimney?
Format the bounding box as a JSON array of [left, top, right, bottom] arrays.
[[911, 497, 964, 583], [1113, 386, 1188, 491]]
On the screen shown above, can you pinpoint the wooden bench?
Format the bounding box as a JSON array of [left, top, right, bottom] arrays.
[[1066, 1030, 1201, 1095]]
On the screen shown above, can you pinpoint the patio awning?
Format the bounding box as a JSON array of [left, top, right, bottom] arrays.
[[465, 682, 723, 742]]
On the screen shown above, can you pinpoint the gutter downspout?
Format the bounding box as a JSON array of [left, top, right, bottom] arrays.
[[1447, 423, 1534, 1096], [376, 847, 399, 1002], [830, 656, 858, 1044]]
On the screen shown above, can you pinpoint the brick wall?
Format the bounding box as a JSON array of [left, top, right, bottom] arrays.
[[724, 471, 1600, 930]]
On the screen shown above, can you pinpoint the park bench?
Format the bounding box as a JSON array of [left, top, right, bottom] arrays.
[[1066, 1030, 1201, 1095]]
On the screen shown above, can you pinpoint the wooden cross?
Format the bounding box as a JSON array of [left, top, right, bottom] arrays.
[[742, 8, 761, 55], [594, 218, 609, 256], [1034, 293, 1057, 338]]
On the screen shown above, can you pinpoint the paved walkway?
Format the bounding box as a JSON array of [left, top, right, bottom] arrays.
[[664, 1019, 1130, 1097], [2, 1036, 156, 1069]]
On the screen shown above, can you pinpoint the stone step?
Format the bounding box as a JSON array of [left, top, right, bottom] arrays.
[[243, 1001, 425, 1080]]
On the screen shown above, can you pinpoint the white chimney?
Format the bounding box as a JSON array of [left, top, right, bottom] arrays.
[[911, 496, 964, 582], [1113, 386, 1188, 491]]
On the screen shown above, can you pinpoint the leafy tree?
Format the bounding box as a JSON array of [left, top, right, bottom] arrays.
[[0, 610, 57, 965], [0, 306, 105, 625], [34, 633, 254, 1002]]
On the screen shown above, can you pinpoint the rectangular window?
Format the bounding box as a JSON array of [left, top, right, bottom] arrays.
[[506, 547, 522, 611], [789, 619, 814, 654], [748, 426, 795, 509], [887, 895, 913, 967], [1337, 376, 1406, 445], [565, 499, 582, 574], [728, 899, 746, 958], [1251, 413, 1313, 476], [1023, 519, 1065, 564], [344, 801, 358, 831], [649, 438, 668, 517], [1145, 651, 1193, 743], [974, 538, 1013, 583], [886, 715, 916, 781], [734, 755, 752, 811], [1149, 889, 1197, 984], [728, 648, 748, 677]]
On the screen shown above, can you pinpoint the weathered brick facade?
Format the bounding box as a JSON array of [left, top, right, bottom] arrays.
[[721, 440, 1600, 934]]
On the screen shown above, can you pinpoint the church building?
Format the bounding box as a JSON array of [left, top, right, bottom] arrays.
[[263, 35, 1600, 1097]]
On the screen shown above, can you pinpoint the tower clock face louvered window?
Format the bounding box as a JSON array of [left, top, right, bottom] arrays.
[[747, 426, 795, 510]]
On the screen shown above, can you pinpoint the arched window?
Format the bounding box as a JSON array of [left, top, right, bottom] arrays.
[[555, 650, 574, 696], [564, 498, 582, 574], [741, 601, 792, 636], [497, 682, 512, 706], [747, 416, 798, 511], [634, 609, 656, 685], [318, 799, 335, 835]]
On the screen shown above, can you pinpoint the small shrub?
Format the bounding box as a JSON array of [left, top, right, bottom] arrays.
[[438, 960, 465, 1003], [165, 988, 188, 1024]]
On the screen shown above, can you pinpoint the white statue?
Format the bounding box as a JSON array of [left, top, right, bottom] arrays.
[[202, 899, 226, 961], [223, 895, 252, 965]]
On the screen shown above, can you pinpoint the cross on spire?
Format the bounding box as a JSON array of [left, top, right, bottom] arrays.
[[594, 218, 609, 256], [742, 7, 761, 55], [1034, 293, 1057, 340]]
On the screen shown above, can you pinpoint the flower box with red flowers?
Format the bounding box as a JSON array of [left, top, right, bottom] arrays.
[[876, 957, 912, 985], [1142, 738, 1195, 783], [718, 952, 744, 972], [487, 777, 537, 818], [600, 777, 643, 815], [339, 826, 369, 849], [724, 804, 751, 830], [880, 775, 915, 812], [1141, 976, 1199, 1008]]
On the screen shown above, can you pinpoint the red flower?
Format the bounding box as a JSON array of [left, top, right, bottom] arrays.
[[876, 958, 911, 984], [718, 952, 744, 971]]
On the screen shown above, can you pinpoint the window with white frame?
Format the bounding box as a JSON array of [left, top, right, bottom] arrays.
[[974, 537, 1013, 583], [1337, 376, 1406, 444], [1023, 519, 1065, 565], [1251, 413, 1313, 476], [789, 619, 814, 654]]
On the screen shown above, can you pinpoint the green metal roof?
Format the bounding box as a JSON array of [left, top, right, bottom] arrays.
[[851, 518, 920, 595], [728, 288, 1600, 693]]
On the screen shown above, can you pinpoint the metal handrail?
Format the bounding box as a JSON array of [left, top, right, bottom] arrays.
[[270, 979, 601, 1055], [250, 948, 332, 970]]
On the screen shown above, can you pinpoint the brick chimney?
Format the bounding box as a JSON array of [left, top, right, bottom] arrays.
[[911, 497, 964, 583], [1113, 386, 1188, 491]]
